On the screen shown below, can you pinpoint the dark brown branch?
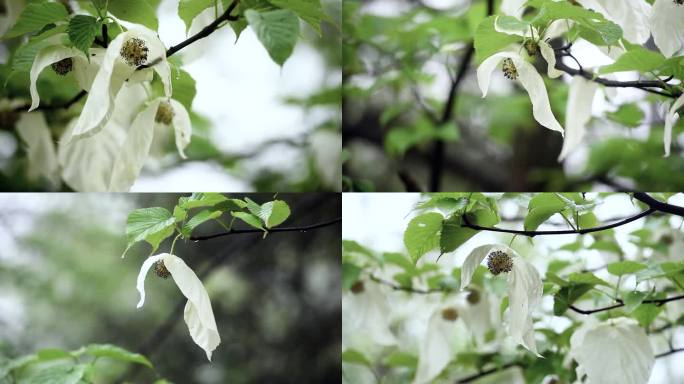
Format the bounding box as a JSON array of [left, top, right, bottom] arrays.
[[655, 347, 684, 359], [456, 362, 521, 383], [633, 192, 684, 217], [138, 0, 240, 70], [569, 294, 684, 315], [429, 0, 494, 191], [461, 207, 655, 237], [369, 275, 446, 294], [555, 52, 681, 99], [189, 217, 341, 241]]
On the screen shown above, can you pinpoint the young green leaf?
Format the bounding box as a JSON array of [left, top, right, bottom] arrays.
[[4, 2, 69, 39], [231, 211, 265, 231], [178, 0, 214, 32], [403, 212, 443, 263], [178, 193, 228, 210], [68, 15, 100, 57], [607, 260, 647, 276], [268, 0, 326, 35], [124, 207, 176, 254], [182, 209, 223, 237], [107, 0, 159, 30], [342, 348, 372, 367], [85, 344, 153, 368], [245, 9, 300, 66], [524, 194, 567, 231]]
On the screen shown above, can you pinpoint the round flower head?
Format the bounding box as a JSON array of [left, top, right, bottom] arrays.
[[350, 280, 365, 294], [154, 260, 171, 278], [501, 58, 519, 80], [441, 307, 459, 321], [460, 244, 542, 355], [523, 40, 539, 56], [487, 250, 513, 275], [51, 58, 73, 76], [155, 101, 175, 125], [466, 288, 481, 305], [120, 37, 149, 67]]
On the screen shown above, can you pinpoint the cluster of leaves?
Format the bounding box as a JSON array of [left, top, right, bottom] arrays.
[[342, 0, 684, 191], [123, 192, 291, 256], [343, 193, 684, 383], [0, 343, 164, 383]]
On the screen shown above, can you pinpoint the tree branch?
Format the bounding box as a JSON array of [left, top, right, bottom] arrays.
[[461, 207, 655, 237], [569, 294, 684, 315], [429, 0, 494, 192], [456, 362, 521, 383], [554, 51, 681, 99], [369, 275, 447, 295], [189, 217, 341, 241], [655, 347, 684, 359], [633, 192, 684, 217]]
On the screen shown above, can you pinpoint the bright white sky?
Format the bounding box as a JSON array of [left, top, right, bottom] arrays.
[[343, 193, 684, 383]]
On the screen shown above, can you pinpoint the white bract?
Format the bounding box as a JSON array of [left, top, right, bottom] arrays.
[[15, 112, 59, 187], [342, 281, 396, 347], [460, 244, 542, 355], [137, 253, 220, 361], [649, 0, 684, 58], [70, 26, 171, 140], [664, 93, 684, 157], [558, 76, 598, 161], [413, 302, 464, 384], [28, 38, 105, 111], [569, 317, 654, 384], [575, 0, 652, 44]]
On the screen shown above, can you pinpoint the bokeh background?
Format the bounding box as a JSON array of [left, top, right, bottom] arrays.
[[0, 193, 341, 383], [0, 0, 342, 192], [343, 193, 684, 383]]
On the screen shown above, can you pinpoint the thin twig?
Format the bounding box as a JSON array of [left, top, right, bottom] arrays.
[[569, 294, 684, 315], [189, 217, 341, 241], [555, 52, 681, 99]]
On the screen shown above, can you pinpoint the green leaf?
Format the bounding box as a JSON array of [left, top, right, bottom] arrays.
[[529, 0, 622, 46], [553, 283, 594, 315], [568, 272, 610, 287], [632, 299, 665, 327], [524, 194, 567, 231], [599, 47, 666, 74], [19, 364, 87, 384], [473, 16, 519, 63], [606, 104, 644, 128], [342, 262, 362, 290], [85, 344, 153, 368], [623, 291, 646, 313], [125, 207, 176, 254], [178, 0, 214, 31], [342, 348, 371, 367], [231, 211, 265, 231], [607, 260, 647, 276], [576, 212, 597, 229], [36, 349, 73, 361], [268, 0, 326, 35], [403, 212, 443, 263], [182, 209, 222, 237], [245, 9, 300, 66], [258, 200, 291, 228], [384, 351, 418, 370], [178, 192, 228, 210], [383, 252, 415, 273], [5, 2, 69, 38], [68, 15, 100, 57], [171, 68, 197, 110], [108, 0, 159, 30], [173, 205, 187, 222]]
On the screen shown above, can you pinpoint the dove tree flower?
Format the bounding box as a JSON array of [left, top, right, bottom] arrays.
[[15, 111, 59, 187], [477, 17, 565, 136], [70, 26, 171, 140], [558, 76, 599, 161], [569, 317, 655, 384], [460, 244, 542, 355], [137, 253, 220, 361], [342, 280, 397, 347]]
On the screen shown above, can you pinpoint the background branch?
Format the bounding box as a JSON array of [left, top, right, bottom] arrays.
[[189, 217, 341, 241]]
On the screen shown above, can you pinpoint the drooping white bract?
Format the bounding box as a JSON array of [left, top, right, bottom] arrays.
[[569, 317, 654, 384], [342, 281, 396, 347], [108, 98, 192, 191], [413, 301, 465, 384], [650, 0, 684, 58], [460, 244, 542, 355], [70, 26, 171, 140], [500, 0, 527, 18], [15, 112, 59, 187], [664, 93, 684, 157], [558, 76, 598, 161], [575, 0, 652, 44], [59, 83, 148, 192], [137, 253, 220, 361]]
